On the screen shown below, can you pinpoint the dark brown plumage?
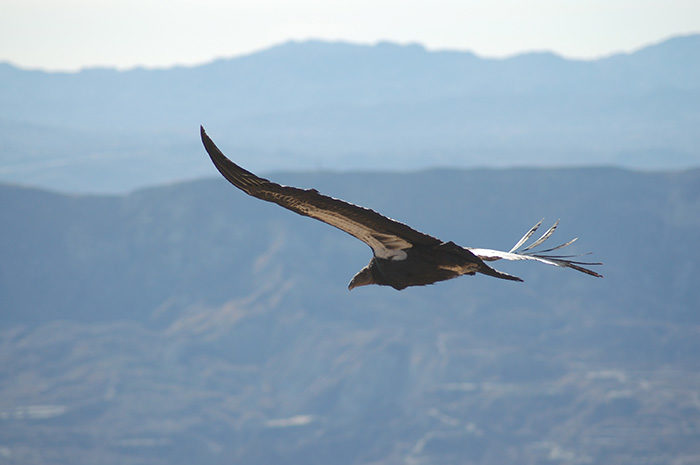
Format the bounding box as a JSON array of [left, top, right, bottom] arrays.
[[201, 126, 602, 290]]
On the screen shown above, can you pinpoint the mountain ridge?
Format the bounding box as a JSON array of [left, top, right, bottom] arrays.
[[1, 35, 699, 193], [2, 165, 698, 324], [3, 33, 699, 73]]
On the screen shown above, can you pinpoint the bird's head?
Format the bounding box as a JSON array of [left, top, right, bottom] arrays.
[[348, 263, 376, 290]]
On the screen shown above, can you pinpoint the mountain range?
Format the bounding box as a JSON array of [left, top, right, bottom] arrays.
[[1, 166, 699, 464], [1, 35, 699, 193]]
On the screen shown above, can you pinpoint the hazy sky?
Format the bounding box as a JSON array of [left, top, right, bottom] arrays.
[[2, 0, 699, 71]]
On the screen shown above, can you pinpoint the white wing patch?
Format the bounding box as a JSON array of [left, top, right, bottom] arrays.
[[369, 233, 411, 260], [465, 220, 603, 278], [467, 248, 559, 266]]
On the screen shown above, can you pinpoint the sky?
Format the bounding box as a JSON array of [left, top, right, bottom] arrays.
[[1, 0, 699, 71]]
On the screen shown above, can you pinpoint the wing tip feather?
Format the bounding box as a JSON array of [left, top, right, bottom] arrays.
[[501, 219, 604, 278]]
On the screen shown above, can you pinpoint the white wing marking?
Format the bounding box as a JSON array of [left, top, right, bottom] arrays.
[[466, 219, 603, 277], [468, 248, 561, 266]]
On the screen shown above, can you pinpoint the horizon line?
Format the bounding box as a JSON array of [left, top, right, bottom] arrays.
[[1, 32, 697, 74]]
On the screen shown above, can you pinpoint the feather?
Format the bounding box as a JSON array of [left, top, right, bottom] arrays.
[[468, 247, 603, 277], [509, 219, 542, 253], [468, 218, 603, 278], [529, 237, 578, 254], [523, 220, 559, 251]]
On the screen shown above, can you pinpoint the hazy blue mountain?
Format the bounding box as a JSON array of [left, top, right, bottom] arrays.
[[1, 167, 699, 464], [1, 35, 699, 193]]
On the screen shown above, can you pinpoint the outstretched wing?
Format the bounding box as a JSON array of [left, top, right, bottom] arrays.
[[468, 219, 603, 277], [201, 126, 441, 259]]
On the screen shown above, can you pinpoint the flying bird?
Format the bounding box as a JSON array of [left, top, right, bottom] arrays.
[[201, 126, 602, 290]]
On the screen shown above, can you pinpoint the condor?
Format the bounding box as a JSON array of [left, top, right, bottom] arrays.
[[201, 127, 602, 290]]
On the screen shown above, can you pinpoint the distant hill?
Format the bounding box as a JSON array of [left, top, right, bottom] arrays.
[[1, 35, 699, 192], [1, 167, 699, 464]]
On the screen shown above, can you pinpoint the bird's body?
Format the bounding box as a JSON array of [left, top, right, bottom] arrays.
[[200, 126, 602, 290], [353, 242, 488, 290]]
